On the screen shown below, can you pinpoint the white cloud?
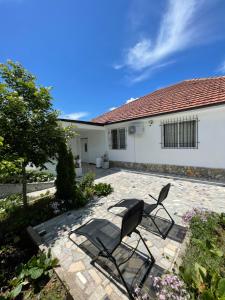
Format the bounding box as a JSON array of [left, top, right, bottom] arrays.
[[218, 60, 225, 73], [109, 107, 117, 111], [125, 97, 138, 104], [118, 0, 207, 82], [113, 64, 123, 70], [126, 0, 202, 71], [61, 112, 89, 120]]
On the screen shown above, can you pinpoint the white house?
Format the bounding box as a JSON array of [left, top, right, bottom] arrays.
[[60, 76, 225, 181]]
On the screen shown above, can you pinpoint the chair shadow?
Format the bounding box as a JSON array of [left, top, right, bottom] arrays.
[[141, 216, 187, 243], [77, 238, 156, 297]]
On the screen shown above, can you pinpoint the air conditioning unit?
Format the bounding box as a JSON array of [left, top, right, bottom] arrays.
[[128, 123, 144, 135]]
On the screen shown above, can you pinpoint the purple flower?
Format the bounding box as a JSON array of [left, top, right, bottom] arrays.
[[182, 207, 211, 224], [153, 274, 189, 300]]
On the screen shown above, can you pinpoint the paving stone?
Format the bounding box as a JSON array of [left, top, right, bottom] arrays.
[[77, 272, 87, 285], [88, 285, 107, 300], [105, 284, 113, 295], [89, 269, 102, 285], [163, 247, 176, 257], [68, 261, 85, 272], [29, 168, 225, 300], [159, 258, 172, 270]]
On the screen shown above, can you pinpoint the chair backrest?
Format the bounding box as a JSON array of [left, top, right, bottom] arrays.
[[158, 183, 171, 204], [120, 200, 144, 239]]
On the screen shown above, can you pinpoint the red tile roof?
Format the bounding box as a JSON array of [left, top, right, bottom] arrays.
[[92, 77, 225, 124]]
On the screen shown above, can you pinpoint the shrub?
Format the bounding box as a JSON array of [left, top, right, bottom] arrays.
[[55, 142, 76, 206], [79, 172, 95, 191], [0, 194, 23, 215], [0, 169, 55, 184], [73, 187, 87, 208], [26, 170, 55, 183], [94, 182, 113, 197], [0, 196, 56, 240]]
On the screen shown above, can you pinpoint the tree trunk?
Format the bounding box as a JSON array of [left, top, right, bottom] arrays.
[[22, 162, 28, 208]]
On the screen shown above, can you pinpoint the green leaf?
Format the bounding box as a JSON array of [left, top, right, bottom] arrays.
[[29, 267, 44, 279], [217, 279, 225, 297], [9, 283, 23, 299], [210, 248, 223, 257], [200, 289, 215, 300]]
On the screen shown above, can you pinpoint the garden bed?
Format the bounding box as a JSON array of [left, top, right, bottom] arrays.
[[0, 195, 70, 299], [0, 170, 55, 199], [0, 181, 55, 199], [179, 209, 225, 299]]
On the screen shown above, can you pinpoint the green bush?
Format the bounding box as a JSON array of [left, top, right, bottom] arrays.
[[79, 172, 95, 191], [26, 170, 55, 183], [71, 172, 95, 208], [0, 194, 23, 215], [179, 211, 225, 299], [73, 174, 113, 207], [0, 196, 56, 239], [0, 169, 55, 184], [94, 183, 113, 197]]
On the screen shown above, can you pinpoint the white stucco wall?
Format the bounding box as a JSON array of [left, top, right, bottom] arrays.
[[70, 129, 106, 164], [106, 105, 225, 169]]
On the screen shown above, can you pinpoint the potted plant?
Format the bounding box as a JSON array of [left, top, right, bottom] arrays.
[[102, 153, 109, 169], [75, 155, 82, 177]]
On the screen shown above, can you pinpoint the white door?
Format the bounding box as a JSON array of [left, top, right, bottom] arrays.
[[81, 138, 89, 162]]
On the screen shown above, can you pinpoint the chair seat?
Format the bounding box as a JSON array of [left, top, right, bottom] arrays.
[[75, 219, 121, 254], [143, 203, 158, 215]]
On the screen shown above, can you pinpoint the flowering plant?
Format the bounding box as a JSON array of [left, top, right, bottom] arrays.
[[133, 286, 149, 300], [182, 207, 211, 224], [153, 274, 189, 300]]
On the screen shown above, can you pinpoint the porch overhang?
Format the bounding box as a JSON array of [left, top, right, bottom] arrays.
[[59, 118, 105, 131]]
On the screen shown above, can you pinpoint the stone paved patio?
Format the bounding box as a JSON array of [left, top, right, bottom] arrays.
[[30, 168, 225, 300]]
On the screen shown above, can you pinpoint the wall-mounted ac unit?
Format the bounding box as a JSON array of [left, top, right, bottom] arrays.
[[128, 123, 144, 135]]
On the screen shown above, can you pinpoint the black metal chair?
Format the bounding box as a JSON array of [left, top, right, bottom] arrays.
[[144, 183, 174, 239], [69, 200, 155, 299], [108, 184, 174, 239]]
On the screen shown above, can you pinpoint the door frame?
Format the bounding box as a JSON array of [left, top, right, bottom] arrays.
[[80, 138, 89, 163]]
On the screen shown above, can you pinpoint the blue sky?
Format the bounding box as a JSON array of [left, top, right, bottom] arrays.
[[1, 0, 225, 120]]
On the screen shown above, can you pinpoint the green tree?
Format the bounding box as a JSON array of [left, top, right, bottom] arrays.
[[55, 142, 76, 205], [0, 60, 67, 207]]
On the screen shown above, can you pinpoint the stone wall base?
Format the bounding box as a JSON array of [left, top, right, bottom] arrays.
[[110, 161, 225, 182]]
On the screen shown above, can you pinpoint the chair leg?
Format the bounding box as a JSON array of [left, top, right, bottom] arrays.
[[148, 214, 165, 238], [136, 230, 155, 264], [145, 205, 174, 239], [112, 256, 134, 300], [162, 204, 175, 224]]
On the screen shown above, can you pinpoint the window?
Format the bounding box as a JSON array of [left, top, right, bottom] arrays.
[[163, 122, 178, 148], [162, 118, 198, 149], [111, 128, 126, 149]]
